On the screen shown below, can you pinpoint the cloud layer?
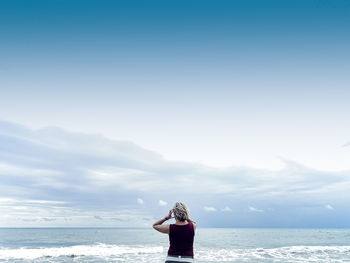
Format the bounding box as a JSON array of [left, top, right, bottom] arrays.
[[1, 121, 350, 227]]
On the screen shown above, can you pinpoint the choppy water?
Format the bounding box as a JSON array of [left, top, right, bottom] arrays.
[[0, 228, 350, 262]]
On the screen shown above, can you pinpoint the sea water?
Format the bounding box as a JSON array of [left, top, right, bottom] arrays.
[[0, 228, 350, 262]]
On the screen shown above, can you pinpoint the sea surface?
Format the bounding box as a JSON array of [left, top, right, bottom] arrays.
[[0, 228, 350, 262]]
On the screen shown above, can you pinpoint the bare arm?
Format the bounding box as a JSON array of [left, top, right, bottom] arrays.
[[187, 218, 197, 231], [152, 210, 173, 234]]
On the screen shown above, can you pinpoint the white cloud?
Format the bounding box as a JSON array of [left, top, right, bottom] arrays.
[[221, 206, 232, 212], [204, 206, 216, 212], [1, 120, 350, 198], [325, 204, 334, 210], [158, 200, 167, 206], [342, 142, 350, 147], [0, 198, 67, 205], [249, 206, 264, 213], [1, 120, 350, 227], [42, 217, 56, 222]]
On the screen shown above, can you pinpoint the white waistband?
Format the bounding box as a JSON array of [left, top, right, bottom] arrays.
[[166, 255, 194, 262]]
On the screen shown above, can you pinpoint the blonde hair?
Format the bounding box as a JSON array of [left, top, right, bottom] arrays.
[[173, 202, 190, 222]]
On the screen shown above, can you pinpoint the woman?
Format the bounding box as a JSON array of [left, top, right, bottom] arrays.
[[153, 202, 197, 263]]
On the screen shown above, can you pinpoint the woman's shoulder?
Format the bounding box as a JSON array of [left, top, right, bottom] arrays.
[[189, 221, 197, 231]]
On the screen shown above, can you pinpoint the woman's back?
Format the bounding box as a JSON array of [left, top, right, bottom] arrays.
[[152, 202, 196, 263], [168, 222, 195, 257]]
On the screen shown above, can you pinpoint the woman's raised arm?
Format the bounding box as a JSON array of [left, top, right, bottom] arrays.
[[152, 210, 173, 234]]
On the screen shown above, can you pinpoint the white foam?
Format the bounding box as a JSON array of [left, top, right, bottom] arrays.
[[0, 244, 164, 260], [1, 245, 350, 262], [196, 246, 350, 262]]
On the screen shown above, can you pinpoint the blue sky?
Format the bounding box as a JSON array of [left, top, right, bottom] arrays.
[[0, 0, 350, 227]]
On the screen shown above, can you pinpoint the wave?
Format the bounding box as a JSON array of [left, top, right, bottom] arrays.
[[196, 246, 350, 262], [1, 244, 350, 262], [0, 244, 164, 260]]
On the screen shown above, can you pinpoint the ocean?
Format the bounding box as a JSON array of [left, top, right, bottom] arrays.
[[0, 228, 350, 262]]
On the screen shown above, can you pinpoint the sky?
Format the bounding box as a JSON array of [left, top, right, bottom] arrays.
[[0, 0, 350, 228]]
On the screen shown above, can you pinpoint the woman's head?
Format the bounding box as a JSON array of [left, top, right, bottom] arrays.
[[173, 202, 190, 222]]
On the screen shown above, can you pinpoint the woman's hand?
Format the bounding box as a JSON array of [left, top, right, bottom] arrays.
[[165, 209, 173, 220]]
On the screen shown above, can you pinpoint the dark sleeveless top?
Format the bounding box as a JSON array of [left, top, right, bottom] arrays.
[[168, 222, 195, 257]]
